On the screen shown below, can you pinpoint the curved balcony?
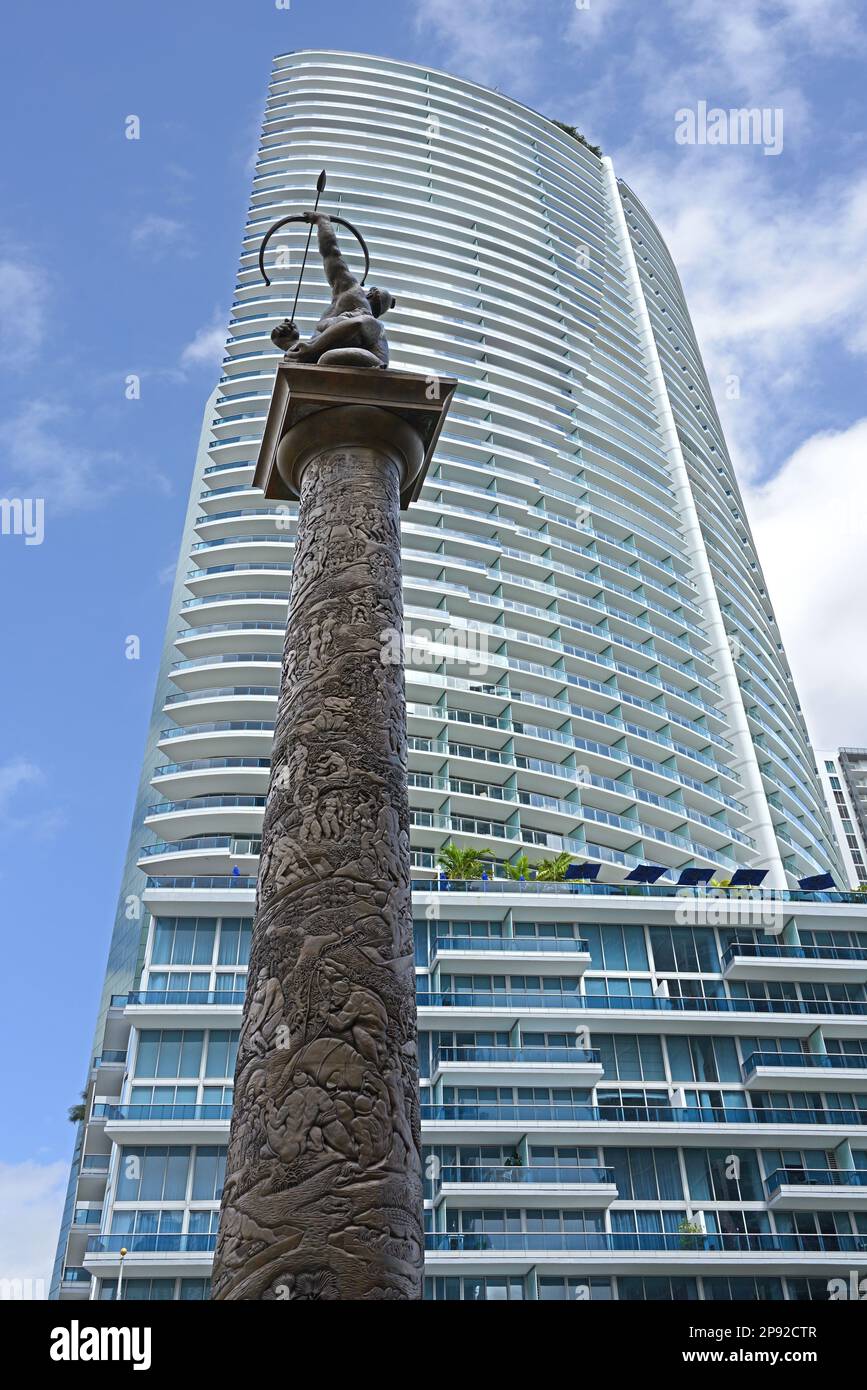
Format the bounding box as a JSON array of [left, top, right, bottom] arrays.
[[184, 562, 292, 598], [162, 687, 278, 727], [204, 433, 264, 465], [173, 623, 285, 660], [136, 835, 261, 875], [189, 536, 295, 569], [181, 595, 288, 631], [151, 757, 270, 800], [194, 510, 295, 543], [156, 724, 273, 761], [169, 653, 280, 694], [197, 484, 258, 514], [144, 795, 266, 839]]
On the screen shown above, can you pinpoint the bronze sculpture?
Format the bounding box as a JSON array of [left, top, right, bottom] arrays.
[[263, 195, 395, 368]]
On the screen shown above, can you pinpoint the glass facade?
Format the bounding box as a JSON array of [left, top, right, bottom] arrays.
[[52, 51, 866, 1302]]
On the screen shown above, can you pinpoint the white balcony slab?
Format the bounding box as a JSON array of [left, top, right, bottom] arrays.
[[724, 953, 867, 984]]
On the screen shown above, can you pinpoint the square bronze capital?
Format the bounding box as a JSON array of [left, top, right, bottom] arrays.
[[252, 362, 458, 510]]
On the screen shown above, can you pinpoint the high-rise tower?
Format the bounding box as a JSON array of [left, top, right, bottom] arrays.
[[53, 52, 867, 1304]]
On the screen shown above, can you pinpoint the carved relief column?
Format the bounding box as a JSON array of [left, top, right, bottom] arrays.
[[212, 369, 455, 1300]]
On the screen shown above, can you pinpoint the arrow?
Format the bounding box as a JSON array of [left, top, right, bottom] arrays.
[[289, 168, 327, 324]]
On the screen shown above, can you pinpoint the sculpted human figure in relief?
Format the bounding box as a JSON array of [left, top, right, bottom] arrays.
[[271, 213, 395, 368]]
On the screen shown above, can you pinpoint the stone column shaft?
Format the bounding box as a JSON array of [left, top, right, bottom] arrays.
[[212, 409, 423, 1300]]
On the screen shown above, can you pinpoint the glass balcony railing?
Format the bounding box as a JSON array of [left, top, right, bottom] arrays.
[[434, 936, 589, 955], [73, 1209, 103, 1226], [144, 876, 257, 890], [139, 836, 261, 858], [410, 879, 865, 905], [164, 687, 279, 706], [765, 1168, 867, 1195], [112, 990, 246, 1008], [62, 1268, 92, 1283], [438, 1164, 615, 1186], [434, 1045, 601, 1066], [417, 989, 867, 1018], [422, 1101, 867, 1126], [92, 1051, 127, 1067], [86, 1234, 217, 1254], [742, 1050, 867, 1078], [154, 759, 270, 775], [723, 942, 867, 967], [92, 1104, 233, 1122], [426, 1231, 867, 1255], [148, 796, 267, 814]]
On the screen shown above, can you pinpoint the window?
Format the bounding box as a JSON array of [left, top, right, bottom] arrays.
[[206, 1030, 239, 1078], [115, 1147, 190, 1203], [134, 1031, 203, 1079], [217, 919, 252, 966], [618, 1275, 698, 1300], [666, 1035, 740, 1083], [582, 923, 648, 970], [596, 1034, 665, 1081], [99, 1278, 175, 1301], [192, 1147, 227, 1201], [650, 926, 719, 973], [151, 918, 216, 967], [605, 1147, 683, 1201], [685, 1148, 763, 1202]]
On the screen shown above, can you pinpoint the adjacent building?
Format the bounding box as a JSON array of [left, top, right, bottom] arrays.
[[52, 51, 867, 1304], [818, 750, 867, 888]]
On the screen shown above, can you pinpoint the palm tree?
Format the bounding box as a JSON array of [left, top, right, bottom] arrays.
[[68, 1089, 87, 1124], [437, 842, 493, 881], [535, 852, 573, 881], [503, 853, 533, 881]]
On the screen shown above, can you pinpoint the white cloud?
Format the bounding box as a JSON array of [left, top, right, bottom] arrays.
[[180, 312, 228, 370], [620, 155, 867, 479], [746, 417, 867, 745], [566, 0, 626, 46], [0, 399, 122, 512], [0, 259, 48, 367], [0, 1160, 68, 1296], [0, 758, 41, 817], [130, 214, 191, 257], [414, 0, 544, 97]]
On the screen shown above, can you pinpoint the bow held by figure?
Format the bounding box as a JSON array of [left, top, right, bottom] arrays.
[[260, 206, 392, 369]]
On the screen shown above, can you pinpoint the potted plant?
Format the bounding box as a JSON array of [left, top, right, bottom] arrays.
[[677, 1218, 704, 1250]]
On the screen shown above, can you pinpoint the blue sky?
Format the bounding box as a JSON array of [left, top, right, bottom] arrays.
[[1, 0, 865, 1285]]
